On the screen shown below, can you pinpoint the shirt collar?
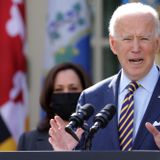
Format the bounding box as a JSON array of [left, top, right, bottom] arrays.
[[119, 64, 159, 93]]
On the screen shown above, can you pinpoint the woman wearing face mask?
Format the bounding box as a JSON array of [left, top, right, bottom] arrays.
[[17, 62, 92, 150]]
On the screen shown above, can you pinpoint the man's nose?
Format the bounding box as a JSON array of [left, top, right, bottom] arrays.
[[132, 38, 140, 53]]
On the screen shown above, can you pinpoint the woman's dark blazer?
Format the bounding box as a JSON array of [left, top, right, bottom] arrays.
[[17, 130, 53, 150]]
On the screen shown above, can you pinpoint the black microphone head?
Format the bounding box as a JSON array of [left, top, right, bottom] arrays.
[[69, 103, 94, 127], [94, 104, 116, 128], [80, 104, 94, 120], [65, 104, 94, 141]]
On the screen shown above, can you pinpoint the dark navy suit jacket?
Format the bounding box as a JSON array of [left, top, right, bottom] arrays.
[[78, 71, 160, 151]]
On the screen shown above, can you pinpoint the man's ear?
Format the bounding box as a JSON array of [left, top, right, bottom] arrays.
[[155, 36, 160, 55], [109, 35, 117, 55]]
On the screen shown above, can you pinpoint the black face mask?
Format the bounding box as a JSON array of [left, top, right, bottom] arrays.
[[49, 92, 81, 121]]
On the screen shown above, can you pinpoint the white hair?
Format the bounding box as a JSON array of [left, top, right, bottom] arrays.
[[108, 2, 160, 37]]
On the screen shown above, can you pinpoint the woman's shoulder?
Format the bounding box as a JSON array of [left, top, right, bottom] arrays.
[[19, 129, 49, 141], [17, 129, 49, 150]]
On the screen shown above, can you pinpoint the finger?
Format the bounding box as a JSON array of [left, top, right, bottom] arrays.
[[145, 122, 159, 137], [75, 128, 84, 140], [50, 119, 54, 126], [49, 127, 62, 144], [50, 119, 57, 127], [48, 137, 53, 147], [49, 119, 63, 140], [50, 118, 59, 131], [49, 128, 55, 137], [54, 116, 66, 129]]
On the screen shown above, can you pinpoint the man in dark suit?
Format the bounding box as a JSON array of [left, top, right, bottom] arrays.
[[49, 2, 160, 151]]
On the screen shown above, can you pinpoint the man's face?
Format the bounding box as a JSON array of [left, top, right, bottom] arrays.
[[109, 13, 160, 81]]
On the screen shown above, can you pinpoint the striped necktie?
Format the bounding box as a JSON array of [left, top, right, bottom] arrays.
[[119, 81, 139, 151]]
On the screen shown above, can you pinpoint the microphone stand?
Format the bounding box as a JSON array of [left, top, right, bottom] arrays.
[[65, 127, 80, 142], [84, 104, 116, 150], [84, 126, 98, 150]]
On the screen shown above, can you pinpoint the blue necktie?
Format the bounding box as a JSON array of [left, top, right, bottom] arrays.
[[119, 81, 139, 151]]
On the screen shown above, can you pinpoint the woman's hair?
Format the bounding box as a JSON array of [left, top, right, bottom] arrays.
[[37, 62, 92, 131]]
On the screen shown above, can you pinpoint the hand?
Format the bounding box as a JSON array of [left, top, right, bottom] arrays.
[[145, 122, 160, 149], [48, 116, 84, 151]]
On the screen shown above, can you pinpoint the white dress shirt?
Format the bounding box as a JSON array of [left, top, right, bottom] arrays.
[[118, 64, 159, 140]]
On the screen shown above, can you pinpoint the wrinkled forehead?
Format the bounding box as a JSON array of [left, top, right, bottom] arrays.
[[115, 13, 157, 36]]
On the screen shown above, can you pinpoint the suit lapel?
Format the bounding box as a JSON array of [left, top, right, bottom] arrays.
[[133, 75, 160, 149], [107, 71, 121, 150]]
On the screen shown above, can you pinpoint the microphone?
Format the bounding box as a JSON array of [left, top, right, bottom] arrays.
[[90, 104, 116, 134], [65, 104, 94, 141]]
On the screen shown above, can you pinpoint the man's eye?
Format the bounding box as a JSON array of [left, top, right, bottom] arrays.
[[141, 37, 149, 41]]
